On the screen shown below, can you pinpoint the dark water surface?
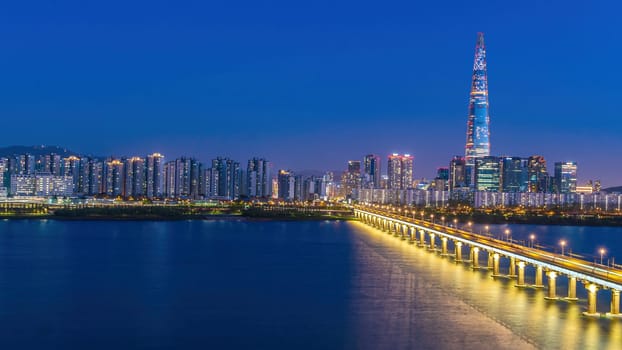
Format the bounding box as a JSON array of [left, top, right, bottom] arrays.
[[0, 219, 619, 349]]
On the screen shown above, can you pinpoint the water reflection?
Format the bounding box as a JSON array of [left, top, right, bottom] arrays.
[[348, 221, 621, 349]]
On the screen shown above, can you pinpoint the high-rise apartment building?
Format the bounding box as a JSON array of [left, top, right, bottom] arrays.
[[105, 159, 124, 197], [206, 157, 239, 200], [124, 157, 146, 198], [387, 153, 413, 190], [247, 158, 272, 198], [63, 156, 82, 193], [146, 153, 165, 199], [277, 169, 295, 201], [343, 160, 361, 199]]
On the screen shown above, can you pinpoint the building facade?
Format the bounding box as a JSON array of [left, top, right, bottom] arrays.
[[464, 32, 491, 187]]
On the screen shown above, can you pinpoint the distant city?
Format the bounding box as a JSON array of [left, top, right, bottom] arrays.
[[0, 33, 619, 211]]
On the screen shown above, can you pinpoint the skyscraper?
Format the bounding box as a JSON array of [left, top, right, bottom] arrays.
[[527, 156, 549, 193], [104, 159, 124, 197], [554, 162, 577, 194], [277, 169, 295, 201], [474, 156, 500, 192], [123, 157, 146, 198], [464, 32, 491, 187], [449, 156, 466, 191], [500, 157, 527, 193], [207, 157, 240, 200], [363, 154, 381, 189], [341, 160, 361, 199], [247, 158, 272, 198], [146, 153, 164, 199], [387, 153, 413, 190]]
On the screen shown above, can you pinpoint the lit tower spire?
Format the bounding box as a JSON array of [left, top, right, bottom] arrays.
[[464, 32, 491, 187]]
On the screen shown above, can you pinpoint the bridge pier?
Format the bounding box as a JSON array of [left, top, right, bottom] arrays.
[[583, 284, 600, 316], [492, 253, 501, 276], [470, 246, 480, 269], [607, 290, 621, 317], [441, 237, 449, 256], [532, 265, 544, 288], [487, 252, 493, 269], [429, 233, 436, 251], [409, 227, 416, 244], [400, 225, 407, 240], [418, 230, 426, 248], [455, 241, 463, 262], [545, 271, 558, 300], [515, 261, 526, 287], [507, 257, 517, 278], [565, 277, 578, 301]]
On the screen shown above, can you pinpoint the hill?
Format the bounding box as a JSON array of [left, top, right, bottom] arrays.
[[0, 145, 75, 158], [603, 186, 622, 194]]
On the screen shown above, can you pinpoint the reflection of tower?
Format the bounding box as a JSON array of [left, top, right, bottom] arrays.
[[464, 32, 491, 187]]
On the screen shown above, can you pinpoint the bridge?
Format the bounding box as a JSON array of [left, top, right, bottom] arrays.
[[353, 204, 622, 317]]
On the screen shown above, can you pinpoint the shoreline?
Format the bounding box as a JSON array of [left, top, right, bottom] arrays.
[[1, 214, 621, 227], [0, 214, 355, 222]]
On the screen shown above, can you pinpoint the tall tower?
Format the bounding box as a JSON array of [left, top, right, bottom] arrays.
[[464, 32, 491, 187]]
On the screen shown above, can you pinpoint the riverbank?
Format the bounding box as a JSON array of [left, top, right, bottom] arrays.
[[453, 212, 622, 227], [0, 206, 355, 221]]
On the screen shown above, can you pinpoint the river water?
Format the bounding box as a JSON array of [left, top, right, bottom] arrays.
[[0, 219, 619, 349]]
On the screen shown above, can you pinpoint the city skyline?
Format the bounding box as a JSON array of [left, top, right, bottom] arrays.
[[1, 1, 621, 186]]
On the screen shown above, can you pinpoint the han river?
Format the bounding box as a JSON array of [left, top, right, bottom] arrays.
[[0, 219, 620, 349]]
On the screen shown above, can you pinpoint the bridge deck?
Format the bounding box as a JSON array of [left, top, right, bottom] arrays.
[[356, 207, 622, 290]]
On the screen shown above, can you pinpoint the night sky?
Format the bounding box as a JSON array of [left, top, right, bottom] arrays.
[[0, 1, 620, 186]]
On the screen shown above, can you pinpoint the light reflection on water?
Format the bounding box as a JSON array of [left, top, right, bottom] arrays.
[[348, 221, 622, 350]]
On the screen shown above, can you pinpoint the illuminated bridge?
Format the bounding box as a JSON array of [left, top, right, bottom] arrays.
[[353, 205, 622, 317]]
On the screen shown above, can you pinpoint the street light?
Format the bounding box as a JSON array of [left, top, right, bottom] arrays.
[[560, 240, 566, 255], [441, 216, 445, 226], [453, 218, 458, 228], [504, 229, 510, 242], [467, 221, 472, 232], [483, 225, 489, 236], [430, 214, 435, 224], [600, 248, 606, 265], [529, 234, 535, 248]]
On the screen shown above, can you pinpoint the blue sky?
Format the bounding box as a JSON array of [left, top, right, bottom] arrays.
[[0, 1, 620, 185]]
